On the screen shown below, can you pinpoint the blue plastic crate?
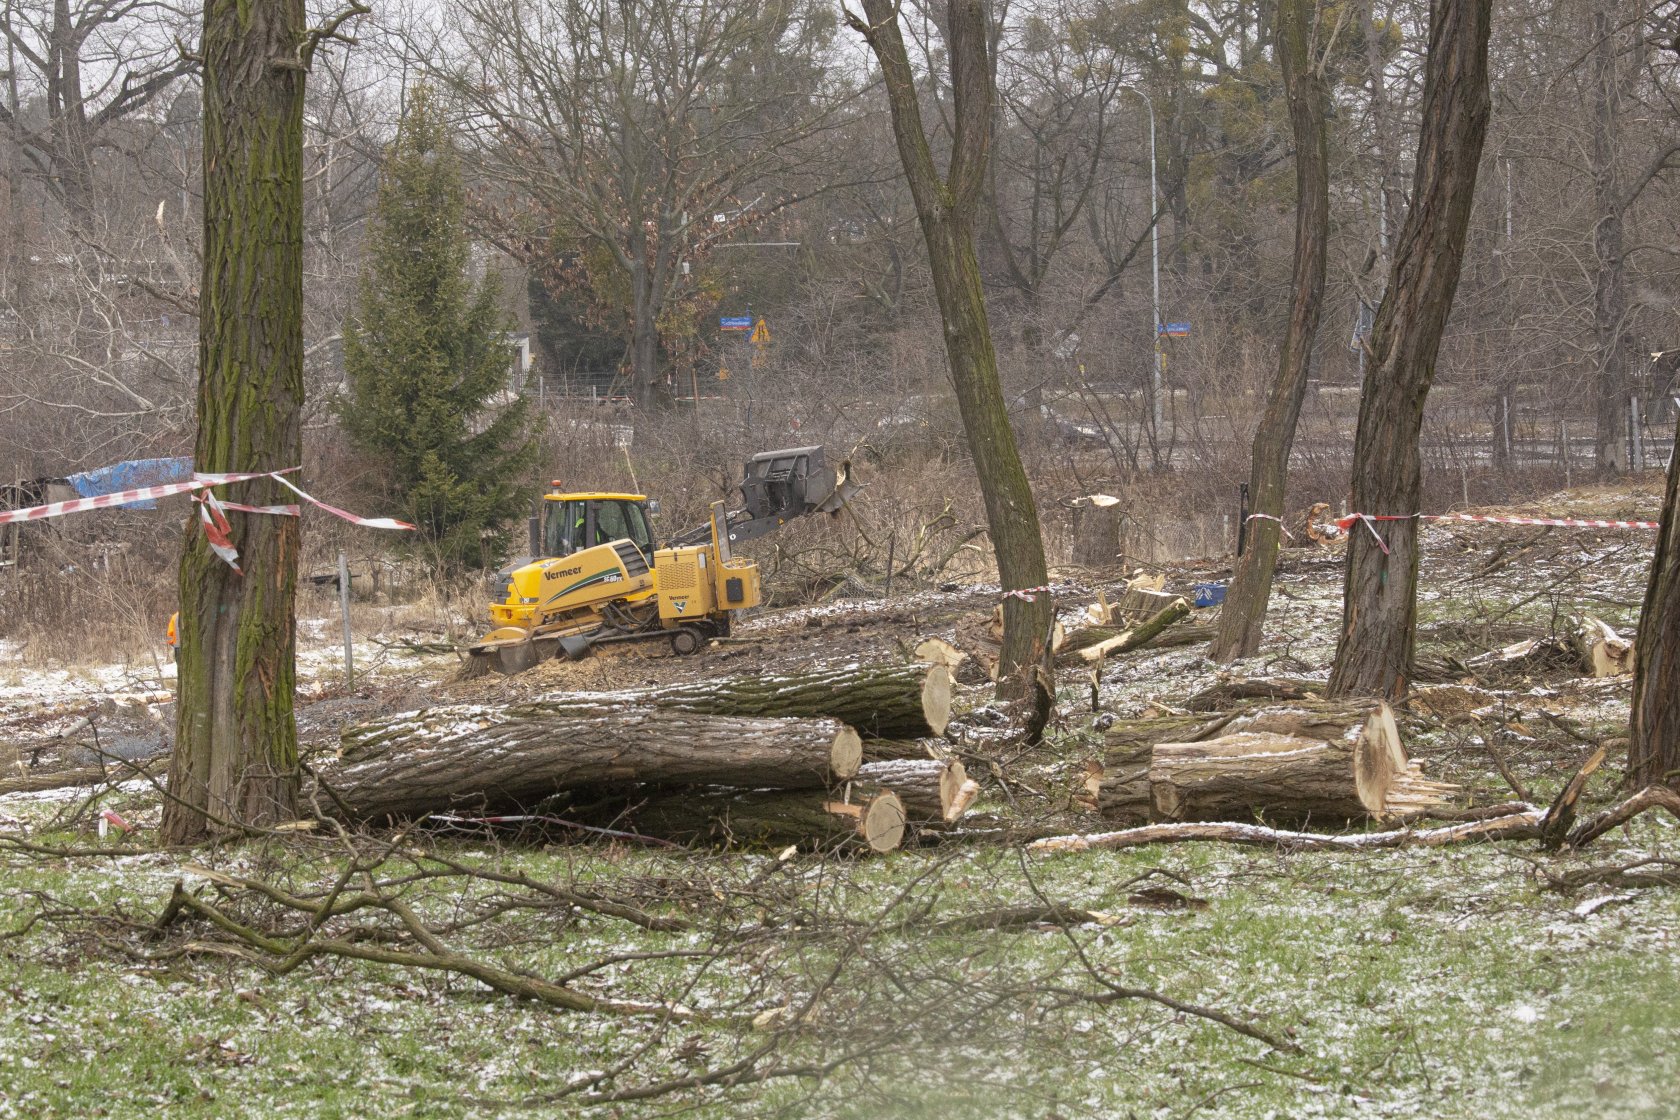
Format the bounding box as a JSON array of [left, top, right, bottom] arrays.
[[1192, 582, 1227, 608]]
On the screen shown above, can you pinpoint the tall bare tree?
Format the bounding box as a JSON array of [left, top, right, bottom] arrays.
[[423, 0, 850, 410], [0, 0, 193, 225], [848, 0, 1053, 700], [1328, 0, 1492, 701], [1209, 0, 1332, 663]]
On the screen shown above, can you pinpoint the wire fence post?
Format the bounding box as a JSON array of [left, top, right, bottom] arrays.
[[337, 550, 354, 688]]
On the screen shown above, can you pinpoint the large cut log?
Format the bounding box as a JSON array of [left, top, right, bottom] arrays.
[[1080, 702, 1456, 824], [326, 705, 862, 821], [595, 787, 908, 853], [642, 663, 952, 739], [569, 760, 975, 852], [1151, 703, 1454, 823], [855, 759, 979, 825]]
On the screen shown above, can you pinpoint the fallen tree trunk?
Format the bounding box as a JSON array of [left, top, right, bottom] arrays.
[[600, 786, 909, 853], [1573, 617, 1633, 678], [1030, 807, 1544, 853], [618, 663, 953, 739], [0, 756, 167, 796], [1079, 702, 1456, 824], [1065, 598, 1192, 664], [1183, 676, 1324, 710], [324, 708, 863, 821]]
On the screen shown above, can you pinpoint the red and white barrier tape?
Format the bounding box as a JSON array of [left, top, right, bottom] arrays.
[[0, 467, 414, 572], [1243, 512, 1294, 540], [1001, 585, 1056, 602], [1336, 510, 1660, 556], [269, 472, 416, 531], [0, 469, 284, 524]]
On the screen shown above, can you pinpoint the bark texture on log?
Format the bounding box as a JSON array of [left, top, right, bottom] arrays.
[[856, 758, 979, 824], [639, 663, 952, 739], [1070, 598, 1192, 664], [1150, 731, 1397, 822], [603, 787, 907, 852], [326, 707, 862, 821], [1080, 702, 1454, 825]]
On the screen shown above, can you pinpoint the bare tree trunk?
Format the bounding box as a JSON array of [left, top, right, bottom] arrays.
[[162, 0, 307, 843], [1210, 0, 1330, 663], [851, 0, 1053, 698], [1327, 0, 1493, 701], [1590, 4, 1632, 477], [1630, 410, 1680, 786]]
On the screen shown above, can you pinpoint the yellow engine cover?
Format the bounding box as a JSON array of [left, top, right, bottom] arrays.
[[653, 546, 716, 620], [489, 540, 655, 629]]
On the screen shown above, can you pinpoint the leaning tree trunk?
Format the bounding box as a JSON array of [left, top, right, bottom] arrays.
[[1630, 410, 1680, 786], [1328, 0, 1493, 701], [162, 0, 307, 843], [1210, 0, 1330, 663], [327, 707, 864, 821], [853, 0, 1054, 700], [1590, 5, 1632, 477]]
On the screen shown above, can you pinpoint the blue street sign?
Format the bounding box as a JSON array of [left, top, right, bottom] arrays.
[[720, 316, 753, 330], [1159, 321, 1191, 337]]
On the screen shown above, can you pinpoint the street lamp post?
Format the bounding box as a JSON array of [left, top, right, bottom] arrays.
[[1120, 85, 1164, 446]]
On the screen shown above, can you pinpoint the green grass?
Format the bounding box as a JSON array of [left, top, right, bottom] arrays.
[[4, 805, 1679, 1119]]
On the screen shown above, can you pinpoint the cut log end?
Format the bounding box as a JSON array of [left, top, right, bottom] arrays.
[[831, 726, 863, 780], [825, 790, 907, 852], [921, 665, 953, 737], [937, 759, 980, 822], [1353, 702, 1407, 815]]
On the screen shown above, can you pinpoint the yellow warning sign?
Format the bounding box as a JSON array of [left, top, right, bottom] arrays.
[[750, 317, 771, 345]]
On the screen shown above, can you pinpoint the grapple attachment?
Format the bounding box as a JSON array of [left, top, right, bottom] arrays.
[[730, 446, 860, 543]]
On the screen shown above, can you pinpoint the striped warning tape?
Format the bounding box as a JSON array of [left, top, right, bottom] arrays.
[[0, 469, 282, 524], [0, 467, 415, 572]]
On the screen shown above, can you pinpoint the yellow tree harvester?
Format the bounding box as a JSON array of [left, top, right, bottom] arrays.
[[468, 447, 857, 675]]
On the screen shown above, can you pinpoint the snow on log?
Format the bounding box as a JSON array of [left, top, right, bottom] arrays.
[[325, 706, 863, 821], [1063, 598, 1192, 664], [855, 758, 979, 825], [646, 662, 952, 739]]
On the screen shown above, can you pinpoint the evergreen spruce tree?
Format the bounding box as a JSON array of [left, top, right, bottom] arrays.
[[339, 86, 535, 569]]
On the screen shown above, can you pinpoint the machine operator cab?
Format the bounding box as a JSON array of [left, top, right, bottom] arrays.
[[539, 490, 657, 563]]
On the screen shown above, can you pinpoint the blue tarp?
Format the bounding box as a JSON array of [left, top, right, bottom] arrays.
[[64, 457, 193, 510]]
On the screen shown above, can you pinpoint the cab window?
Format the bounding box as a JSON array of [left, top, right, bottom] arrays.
[[622, 502, 653, 555], [543, 500, 586, 556]]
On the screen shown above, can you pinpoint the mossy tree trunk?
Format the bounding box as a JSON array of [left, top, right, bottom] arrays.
[[850, 0, 1053, 697], [1328, 0, 1492, 701], [1209, 0, 1330, 663], [162, 0, 307, 843], [1630, 410, 1680, 786]]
